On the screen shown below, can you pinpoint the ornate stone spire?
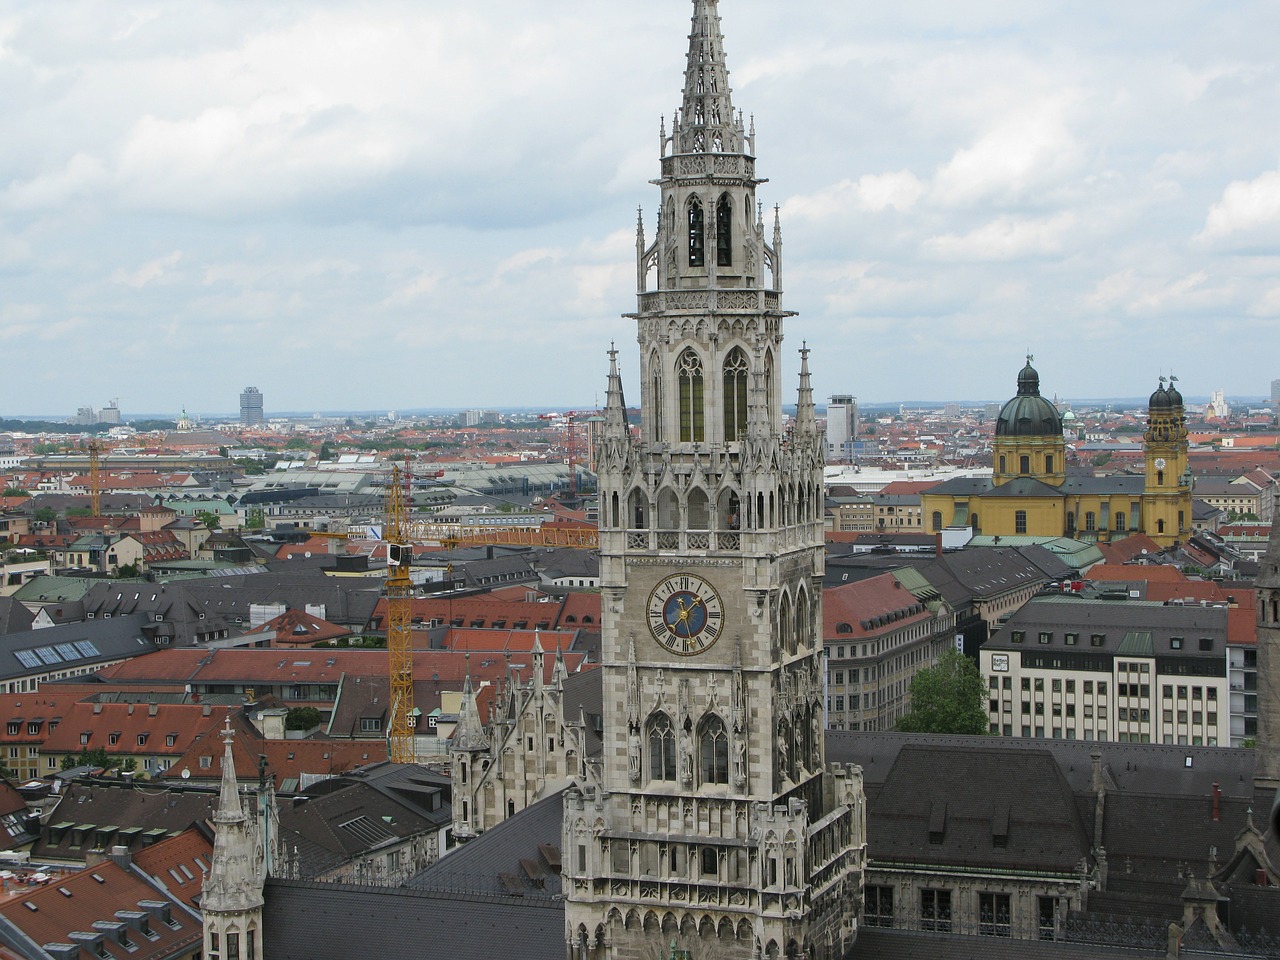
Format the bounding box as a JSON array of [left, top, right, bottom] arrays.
[[676, 0, 741, 155], [202, 716, 264, 915], [795, 342, 817, 440], [452, 656, 490, 754]]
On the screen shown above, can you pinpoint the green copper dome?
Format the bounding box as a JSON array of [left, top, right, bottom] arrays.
[[995, 360, 1062, 437]]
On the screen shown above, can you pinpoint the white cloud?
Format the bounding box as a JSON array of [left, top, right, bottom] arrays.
[[925, 213, 1076, 261], [932, 98, 1082, 208], [1199, 169, 1280, 242], [3, 1, 1280, 411], [111, 251, 183, 288]]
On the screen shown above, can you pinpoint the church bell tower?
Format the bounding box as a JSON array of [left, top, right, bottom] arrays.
[[562, 3, 865, 958]]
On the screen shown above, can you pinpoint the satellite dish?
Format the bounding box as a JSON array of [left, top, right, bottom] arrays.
[[181, 769, 191, 780], [304, 551, 312, 558]]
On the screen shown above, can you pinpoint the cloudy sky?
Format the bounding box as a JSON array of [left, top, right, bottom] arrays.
[[2, 1, 1278, 418]]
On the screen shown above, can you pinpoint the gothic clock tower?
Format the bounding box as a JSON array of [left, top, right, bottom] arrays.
[[562, 3, 864, 958]]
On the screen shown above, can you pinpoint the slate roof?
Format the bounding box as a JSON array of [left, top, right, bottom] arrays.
[[869, 744, 1090, 873], [30, 779, 220, 864], [847, 928, 1164, 959], [0, 597, 35, 636], [410, 788, 564, 899], [262, 878, 566, 960], [278, 772, 450, 872], [0, 614, 157, 683], [986, 597, 1229, 658], [825, 730, 1255, 799]]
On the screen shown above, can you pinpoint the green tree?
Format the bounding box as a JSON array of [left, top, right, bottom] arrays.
[[895, 649, 988, 735], [245, 508, 266, 530], [286, 706, 323, 731], [318, 442, 334, 461], [196, 510, 222, 531], [1091, 451, 1112, 467], [34, 507, 57, 524], [66, 507, 92, 518], [116, 562, 141, 579], [2, 487, 30, 497], [64, 752, 136, 773], [284, 437, 312, 451]]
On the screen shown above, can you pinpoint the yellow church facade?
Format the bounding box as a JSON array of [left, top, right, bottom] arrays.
[[921, 360, 1192, 549]]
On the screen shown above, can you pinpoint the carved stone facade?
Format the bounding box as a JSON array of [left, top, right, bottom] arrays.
[[562, 3, 864, 958], [452, 640, 595, 839]]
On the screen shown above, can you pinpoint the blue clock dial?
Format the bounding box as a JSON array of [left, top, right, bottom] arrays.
[[647, 574, 724, 655]]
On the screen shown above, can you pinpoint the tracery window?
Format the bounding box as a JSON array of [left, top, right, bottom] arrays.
[[647, 712, 676, 781], [678, 350, 705, 443], [699, 714, 729, 784], [722, 348, 748, 441], [716, 194, 733, 267], [650, 352, 663, 440], [688, 197, 705, 267]]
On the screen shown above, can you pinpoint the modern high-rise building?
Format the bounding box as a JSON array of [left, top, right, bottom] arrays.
[[564, 3, 865, 957], [240, 386, 264, 425], [1271, 378, 1280, 408], [826, 394, 858, 463]]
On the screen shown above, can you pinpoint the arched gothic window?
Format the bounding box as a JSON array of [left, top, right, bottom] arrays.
[[779, 592, 794, 656], [647, 712, 676, 781], [716, 194, 733, 267], [699, 714, 729, 785], [688, 197, 705, 267], [650, 352, 663, 440], [932, 511, 943, 532], [723, 348, 748, 441], [795, 590, 810, 650], [678, 350, 705, 443]]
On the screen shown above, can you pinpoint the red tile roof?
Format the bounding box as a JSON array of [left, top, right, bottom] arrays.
[[1085, 563, 1188, 584], [1094, 534, 1163, 565], [43, 701, 225, 758], [1, 860, 199, 959], [243, 608, 353, 647], [161, 711, 385, 789], [823, 573, 932, 640], [132, 826, 213, 910]]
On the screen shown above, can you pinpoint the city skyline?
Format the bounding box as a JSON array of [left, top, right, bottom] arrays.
[[2, 1, 1278, 415]]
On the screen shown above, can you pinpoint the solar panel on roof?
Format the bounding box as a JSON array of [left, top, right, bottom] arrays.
[[15, 649, 41, 669], [55, 643, 80, 661], [35, 647, 62, 665], [74, 640, 100, 657]]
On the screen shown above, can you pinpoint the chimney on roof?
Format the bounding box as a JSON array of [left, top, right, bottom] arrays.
[[110, 845, 131, 869], [935, 531, 943, 558]]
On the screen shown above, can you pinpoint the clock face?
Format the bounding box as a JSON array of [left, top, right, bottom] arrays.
[[1154, 458, 1167, 469], [647, 573, 725, 656]]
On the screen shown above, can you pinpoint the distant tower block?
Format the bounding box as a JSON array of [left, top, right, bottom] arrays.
[[240, 387, 264, 426], [827, 395, 858, 463]]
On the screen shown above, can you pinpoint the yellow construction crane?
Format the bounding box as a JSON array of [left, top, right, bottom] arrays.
[[86, 438, 105, 518], [384, 464, 417, 763]]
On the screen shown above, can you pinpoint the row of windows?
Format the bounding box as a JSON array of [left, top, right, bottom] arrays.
[[864, 886, 1057, 940], [1008, 631, 1216, 653], [991, 723, 1221, 745]]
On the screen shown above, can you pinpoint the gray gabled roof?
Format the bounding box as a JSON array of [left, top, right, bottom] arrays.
[[263, 878, 565, 960], [409, 789, 565, 900], [0, 613, 155, 682]]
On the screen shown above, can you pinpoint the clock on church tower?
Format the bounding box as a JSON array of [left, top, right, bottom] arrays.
[[561, 3, 865, 959]]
